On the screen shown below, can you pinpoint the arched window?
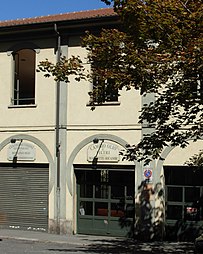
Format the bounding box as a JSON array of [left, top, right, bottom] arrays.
[[12, 49, 36, 105]]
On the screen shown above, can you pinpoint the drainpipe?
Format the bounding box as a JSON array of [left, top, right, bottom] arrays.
[[54, 23, 61, 234]]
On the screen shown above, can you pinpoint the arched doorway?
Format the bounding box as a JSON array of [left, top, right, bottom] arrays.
[[67, 134, 136, 237]]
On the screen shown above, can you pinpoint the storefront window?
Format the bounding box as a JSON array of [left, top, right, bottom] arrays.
[[184, 206, 200, 221], [185, 187, 200, 203], [111, 203, 124, 217], [165, 166, 203, 223], [80, 184, 93, 198], [79, 201, 93, 215], [111, 185, 124, 199], [167, 187, 182, 202], [95, 202, 108, 216], [167, 205, 183, 220], [95, 184, 108, 199]]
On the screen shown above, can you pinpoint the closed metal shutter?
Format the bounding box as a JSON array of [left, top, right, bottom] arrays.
[[0, 165, 49, 231]]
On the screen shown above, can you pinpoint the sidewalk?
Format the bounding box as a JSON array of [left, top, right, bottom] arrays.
[[0, 229, 195, 253], [0, 228, 119, 245]]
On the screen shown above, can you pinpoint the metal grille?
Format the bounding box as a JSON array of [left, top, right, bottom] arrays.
[[0, 166, 49, 231]]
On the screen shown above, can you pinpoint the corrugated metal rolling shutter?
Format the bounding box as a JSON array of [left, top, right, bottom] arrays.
[[0, 165, 49, 231]]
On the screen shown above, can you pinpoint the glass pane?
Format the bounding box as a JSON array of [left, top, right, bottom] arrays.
[[126, 185, 134, 200], [100, 170, 109, 183], [80, 184, 93, 198], [111, 185, 124, 199], [125, 204, 134, 218], [185, 187, 200, 203], [95, 202, 108, 216], [184, 206, 200, 221], [95, 185, 108, 199], [110, 203, 125, 217], [164, 166, 203, 186], [167, 187, 182, 202], [164, 167, 183, 185], [79, 201, 93, 216], [167, 205, 182, 220]]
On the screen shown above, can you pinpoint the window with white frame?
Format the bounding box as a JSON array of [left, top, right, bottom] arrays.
[[91, 77, 119, 104]]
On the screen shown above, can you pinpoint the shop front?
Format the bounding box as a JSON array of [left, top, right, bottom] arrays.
[[75, 166, 135, 237], [70, 137, 136, 237], [164, 166, 203, 240], [0, 163, 49, 231], [0, 135, 54, 233]]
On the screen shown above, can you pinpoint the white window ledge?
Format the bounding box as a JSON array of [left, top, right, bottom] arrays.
[[8, 104, 37, 109]]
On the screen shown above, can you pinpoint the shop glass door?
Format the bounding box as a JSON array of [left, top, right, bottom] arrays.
[[76, 169, 135, 237]]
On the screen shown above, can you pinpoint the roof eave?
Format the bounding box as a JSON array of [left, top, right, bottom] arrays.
[[0, 15, 120, 39]]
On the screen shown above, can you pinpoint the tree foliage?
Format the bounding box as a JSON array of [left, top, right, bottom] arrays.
[[38, 0, 203, 162], [83, 0, 203, 162], [185, 150, 203, 170], [38, 56, 86, 83]]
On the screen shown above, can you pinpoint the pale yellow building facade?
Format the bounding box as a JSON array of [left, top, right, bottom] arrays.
[[0, 8, 202, 240]]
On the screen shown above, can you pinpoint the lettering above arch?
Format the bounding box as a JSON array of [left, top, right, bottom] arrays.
[[66, 134, 136, 196]]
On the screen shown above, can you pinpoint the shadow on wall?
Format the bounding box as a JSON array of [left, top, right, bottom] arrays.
[[117, 179, 165, 241], [120, 179, 203, 242], [133, 180, 165, 241]]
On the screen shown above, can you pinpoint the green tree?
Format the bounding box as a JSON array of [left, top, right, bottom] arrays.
[[39, 0, 203, 163], [185, 149, 203, 170], [83, 0, 203, 163]]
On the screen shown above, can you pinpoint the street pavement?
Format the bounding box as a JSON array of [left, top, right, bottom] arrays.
[[0, 229, 195, 253]]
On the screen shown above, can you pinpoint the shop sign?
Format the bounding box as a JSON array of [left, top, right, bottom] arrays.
[[7, 142, 36, 161], [87, 141, 120, 162]]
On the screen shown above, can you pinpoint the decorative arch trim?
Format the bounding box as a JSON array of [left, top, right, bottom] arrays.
[[66, 134, 133, 196], [156, 136, 203, 180]]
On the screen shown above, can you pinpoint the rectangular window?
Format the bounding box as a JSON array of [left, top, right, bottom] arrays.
[[165, 166, 203, 223], [167, 187, 182, 202], [91, 78, 119, 104], [186, 73, 203, 100], [12, 49, 35, 105]]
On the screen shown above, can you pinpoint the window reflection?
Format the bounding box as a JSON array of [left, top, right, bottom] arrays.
[[111, 185, 124, 199], [165, 166, 203, 223], [167, 187, 182, 202], [79, 201, 93, 216], [80, 184, 93, 198], [95, 202, 108, 216], [111, 203, 124, 217], [184, 206, 200, 221], [125, 204, 134, 218], [95, 185, 108, 199], [185, 187, 200, 203], [167, 205, 182, 220]]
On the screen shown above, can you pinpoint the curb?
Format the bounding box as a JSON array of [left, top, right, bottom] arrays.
[[0, 235, 89, 246]]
